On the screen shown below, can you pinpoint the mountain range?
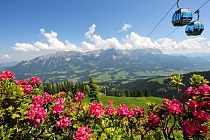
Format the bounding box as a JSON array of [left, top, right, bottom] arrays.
[[0, 61, 19, 68], [3, 48, 210, 82]]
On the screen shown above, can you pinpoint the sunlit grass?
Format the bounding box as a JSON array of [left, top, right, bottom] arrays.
[[83, 94, 162, 111]]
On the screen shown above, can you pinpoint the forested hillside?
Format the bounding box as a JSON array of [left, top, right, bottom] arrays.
[[41, 70, 210, 100], [121, 70, 210, 99]]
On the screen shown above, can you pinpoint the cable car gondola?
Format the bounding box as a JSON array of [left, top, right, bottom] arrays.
[[185, 10, 204, 36], [172, 0, 193, 26]]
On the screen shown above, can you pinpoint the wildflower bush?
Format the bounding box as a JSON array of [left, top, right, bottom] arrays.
[[0, 70, 209, 140]]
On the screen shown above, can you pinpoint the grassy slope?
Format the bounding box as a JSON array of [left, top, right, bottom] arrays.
[[82, 94, 162, 111]]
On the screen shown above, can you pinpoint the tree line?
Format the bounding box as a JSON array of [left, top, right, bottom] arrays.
[[42, 77, 152, 99], [43, 76, 100, 102]]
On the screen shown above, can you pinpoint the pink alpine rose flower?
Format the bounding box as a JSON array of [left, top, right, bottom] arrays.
[[88, 102, 104, 118], [193, 110, 209, 122], [192, 88, 200, 95], [30, 76, 41, 86], [74, 92, 84, 103], [43, 92, 53, 104], [32, 95, 44, 105], [105, 106, 115, 116], [51, 98, 65, 114], [75, 126, 92, 140], [199, 125, 208, 136], [107, 100, 113, 105], [162, 98, 171, 108], [117, 104, 133, 117], [201, 100, 210, 112], [147, 114, 160, 128], [184, 86, 193, 96], [134, 106, 145, 117], [186, 100, 199, 113], [27, 105, 47, 127], [167, 99, 184, 115], [181, 120, 198, 137], [56, 115, 71, 129], [0, 70, 15, 80], [199, 84, 210, 95], [15, 79, 29, 85], [60, 91, 66, 96], [21, 84, 33, 94]]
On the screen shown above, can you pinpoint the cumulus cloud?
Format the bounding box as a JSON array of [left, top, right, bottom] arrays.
[[12, 24, 210, 54], [119, 23, 132, 32], [155, 38, 179, 51], [85, 24, 96, 40], [37, 28, 66, 50], [13, 43, 40, 52], [153, 37, 210, 54], [123, 32, 154, 49], [2, 54, 11, 59], [178, 37, 206, 50], [12, 28, 77, 52]]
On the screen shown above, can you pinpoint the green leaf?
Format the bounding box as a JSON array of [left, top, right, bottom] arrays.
[[44, 133, 52, 137], [7, 106, 14, 113], [11, 113, 20, 119], [99, 133, 107, 140], [190, 74, 209, 87]]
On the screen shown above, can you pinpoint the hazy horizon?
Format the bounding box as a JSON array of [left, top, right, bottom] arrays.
[[1, 0, 210, 63]]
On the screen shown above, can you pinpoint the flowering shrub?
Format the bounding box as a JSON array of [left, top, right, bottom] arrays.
[[0, 71, 209, 140], [27, 104, 47, 127], [88, 102, 104, 118], [75, 126, 93, 140], [56, 115, 71, 129]]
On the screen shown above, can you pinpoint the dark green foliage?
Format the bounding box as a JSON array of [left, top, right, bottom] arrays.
[[88, 76, 99, 102], [125, 89, 130, 97], [43, 80, 89, 96], [42, 70, 210, 100], [144, 88, 151, 97], [138, 89, 144, 97]]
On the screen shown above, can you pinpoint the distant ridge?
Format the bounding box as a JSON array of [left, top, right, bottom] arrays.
[[5, 48, 210, 82], [0, 61, 19, 68]]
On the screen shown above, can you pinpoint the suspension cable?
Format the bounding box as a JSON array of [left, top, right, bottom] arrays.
[[194, 0, 209, 14], [119, 2, 177, 69], [121, 0, 209, 75]]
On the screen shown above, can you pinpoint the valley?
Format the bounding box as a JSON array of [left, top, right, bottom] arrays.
[[2, 48, 210, 83]]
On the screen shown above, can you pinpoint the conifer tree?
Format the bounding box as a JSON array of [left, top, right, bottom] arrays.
[[43, 82, 52, 94], [51, 82, 56, 94], [138, 89, 144, 97], [144, 88, 151, 97], [88, 76, 99, 102], [125, 89, 130, 97]]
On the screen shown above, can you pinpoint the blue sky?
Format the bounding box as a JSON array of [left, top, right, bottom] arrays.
[[0, 0, 210, 62]]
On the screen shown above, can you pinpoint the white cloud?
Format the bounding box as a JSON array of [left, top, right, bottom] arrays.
[[34, 41, 50, 50], [92, 34, 108, 49], [13, 43, 40, 52], [155, 38, 179, 51], [106, 37, 123, 49], [2, 54, 11, 59], [11, 24, 210, 54], [85, 24, 96, 40], [123, 32, 154, 49], [178, 37, 206, 50], [65, 40, 80, 51], [119, 23, 132, 32], [154, 37, 210, 54], [81, 41, 96, 51], [12, 28, 78, 52], [39, 28, 66, 50]]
